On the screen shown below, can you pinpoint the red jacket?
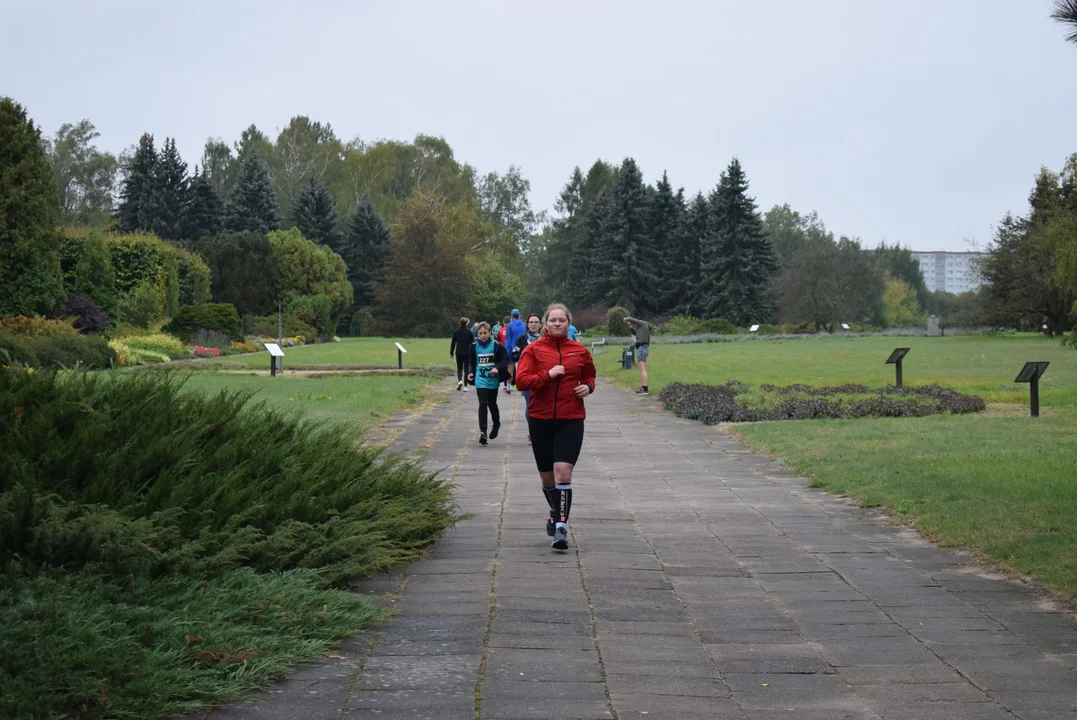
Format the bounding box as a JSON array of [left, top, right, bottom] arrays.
[[496, 326, 507, 346], [515, 335, 597, 420]]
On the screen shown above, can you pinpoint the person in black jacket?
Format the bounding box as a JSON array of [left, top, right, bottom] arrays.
[[450, 317, 474, 390]]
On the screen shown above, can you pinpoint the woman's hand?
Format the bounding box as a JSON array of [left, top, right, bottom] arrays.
[[574, 383, 590, 399], [467, 373, 475, 382], [490, 368, 499, 376], [548, 365, 566, 379]]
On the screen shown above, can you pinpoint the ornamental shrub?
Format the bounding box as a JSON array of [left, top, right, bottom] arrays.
[[30, 335, 116, 369], [164, 303, 241, 341], [58, 293, 110, 333], [0, 314, 79, 339], [0, 330, 38, 367], [606, 306, 630, 336]]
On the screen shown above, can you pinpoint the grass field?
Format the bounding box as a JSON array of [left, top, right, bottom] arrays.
[[177, 371, 435, 430], [217, 337, 451, 370], [597, 334, 1077, 597]]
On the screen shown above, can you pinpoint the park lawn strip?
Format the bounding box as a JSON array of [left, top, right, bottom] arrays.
[[734, 413, 1077, 597], [593, 334, 1077, 598], [218, 337, 450, 370], [178, 372, 435, 430]]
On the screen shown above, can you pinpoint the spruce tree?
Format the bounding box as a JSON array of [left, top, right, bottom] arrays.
[[337, 190, 390, 307], [596, 158, 658, 313], [293, 176, 339, 246], [679, 192, 708, 314], [115, 133, 157, 233], [148, 138, 188, 240], [183, 169, 223, 240], [649, 172, 685, 313], [698, 158, 778, 325], [224, 154, 279, 234], [570, 190, 612, 307], [0, 97, 65, 316]]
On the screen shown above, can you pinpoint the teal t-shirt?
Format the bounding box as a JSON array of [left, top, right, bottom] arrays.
[[474, 338, 500, 389]]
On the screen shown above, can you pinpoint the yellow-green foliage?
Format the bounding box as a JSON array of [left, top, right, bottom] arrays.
[[0, 315, 79, 339], [109, 333, 183, 365], [59, 228, 212, 310]]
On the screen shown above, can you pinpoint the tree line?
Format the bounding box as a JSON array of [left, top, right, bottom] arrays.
[[4, 96, 1073, 341]]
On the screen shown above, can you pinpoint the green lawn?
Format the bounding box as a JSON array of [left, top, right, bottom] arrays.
[[597, 334, 1077, 597], [217, 337, 450, 369], [177, 371, 435, 430]]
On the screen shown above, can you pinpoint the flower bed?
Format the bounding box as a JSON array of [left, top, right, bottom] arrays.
[[660, 381, 986, 424], [188, 345, 222, 358]]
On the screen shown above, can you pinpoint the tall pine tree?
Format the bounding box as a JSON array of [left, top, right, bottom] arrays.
[[115, 133, 157, 233], [148, 138, 188, 240], [679, 192, 708, 314], [570, 189, 612, 307], [595, 158, 658, 313], [649, 171, 685, 314], [224, 154, 279, 234], [336, 190, 390, 308], [698, 158, 778, 325], [293, 176, 339, 246], [183, 169, 223, 240]]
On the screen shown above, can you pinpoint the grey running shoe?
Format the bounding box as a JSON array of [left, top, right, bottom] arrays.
[[551, 525, 569, 550], [634, 388, 649, 395]]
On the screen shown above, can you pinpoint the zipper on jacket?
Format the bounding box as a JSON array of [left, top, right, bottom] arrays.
[[552, 339, 562, 420]]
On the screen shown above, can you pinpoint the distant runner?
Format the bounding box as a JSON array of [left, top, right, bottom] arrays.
[[467, 322, 509, 446]]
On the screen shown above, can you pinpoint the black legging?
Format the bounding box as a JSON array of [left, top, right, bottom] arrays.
[[456, 354, 468, 382], [476, 388, 500, 433]]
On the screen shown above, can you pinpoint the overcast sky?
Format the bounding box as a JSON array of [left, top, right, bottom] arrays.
[[3, 1, 1074, 251]]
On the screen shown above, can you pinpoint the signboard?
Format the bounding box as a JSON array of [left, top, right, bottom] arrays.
[[265, 343, 285, 358], [1015, 361, 1049, 384], [841, 323, 850, 330], [395, 342, 407, 354], [749, 325, 760, 332], [885, 347, 910, 365]]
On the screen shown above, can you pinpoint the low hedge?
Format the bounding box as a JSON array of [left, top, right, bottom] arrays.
[[661, 381, 986, 424], [1, 331, 115, 369], [164, 303, 242, 341]]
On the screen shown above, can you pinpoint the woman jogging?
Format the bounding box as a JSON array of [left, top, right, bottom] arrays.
[[467, 322, 510, 446], [512, 313, 543, 441], [449, 317, 474, 390], [514, 303, 596, 550]]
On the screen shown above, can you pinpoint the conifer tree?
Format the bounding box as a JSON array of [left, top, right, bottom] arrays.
[[115, 133, 157, 233], [293, 176, 339, 246], [223, 154, 279, 234], [678, 192, 708, 314], [183, 169, 223, 241], [148, 138, 188, 240], [649, 172, 685, 313], [596, 158, 658, 313], [698, 158, 778, 325], [336, 190, 390, 307]]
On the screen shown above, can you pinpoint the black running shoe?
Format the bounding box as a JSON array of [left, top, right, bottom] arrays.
[[479, 432, 488, 446], [551, 525, 569, 550], [546, 515, 555, 536], [489, 423, 500, 440]]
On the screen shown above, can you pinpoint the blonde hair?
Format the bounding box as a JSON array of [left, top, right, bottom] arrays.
[[476, 321, 491, 333], [541, 303, 572, 336]]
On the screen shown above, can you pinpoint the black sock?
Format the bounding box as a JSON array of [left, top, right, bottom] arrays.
[[542, 486, 558, 515], [555, 484, 572, 523]]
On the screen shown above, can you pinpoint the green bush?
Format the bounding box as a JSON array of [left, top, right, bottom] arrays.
[[164, 303, 242, 341], [285, 293, 333, 339], [755, 323, 778, 335], [348, 308, 373, 337], [0, 314, 79, 339], [117, 333, 185, 360], [0, 330, 38, 367], [244, 313, 318, 342], [29, 335, 116, 369], [606, 306, 630, 336], [116, 279, 165, 328], [699, 317, 737, 335], [0, 368, 458, 718]]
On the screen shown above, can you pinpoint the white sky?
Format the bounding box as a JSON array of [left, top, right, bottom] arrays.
[[3, 0, 1075, 250]]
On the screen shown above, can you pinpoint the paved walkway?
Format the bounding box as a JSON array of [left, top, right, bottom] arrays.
[[204, 381, 1077, 720]]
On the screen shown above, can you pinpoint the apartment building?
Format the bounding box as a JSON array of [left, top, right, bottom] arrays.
[[910, 251, 986, 294]]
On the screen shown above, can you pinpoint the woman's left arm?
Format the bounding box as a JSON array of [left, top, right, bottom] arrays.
[[580, 349, 597, 395]]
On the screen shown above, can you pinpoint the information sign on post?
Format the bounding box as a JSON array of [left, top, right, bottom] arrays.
[[264, 342, 284, 377], [749, 325, 760, 333], [395, 342, 407, 369], [841, 323, 850, 330], [885, 347, 911, 388], [1015, 362, 1050, 417]]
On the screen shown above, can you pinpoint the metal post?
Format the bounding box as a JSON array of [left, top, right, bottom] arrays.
[[398, 348, 403, 369], [270, 356, 276, 377], [1030, 374, 1040, 417], [895, 359, 903, 389]]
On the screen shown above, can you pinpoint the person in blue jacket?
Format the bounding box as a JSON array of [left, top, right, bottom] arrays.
[[502, 309, 527, 395], [467, 322, 510, 446]]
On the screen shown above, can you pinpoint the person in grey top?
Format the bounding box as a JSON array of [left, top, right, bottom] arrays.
[[624, 316, 651, 395]]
